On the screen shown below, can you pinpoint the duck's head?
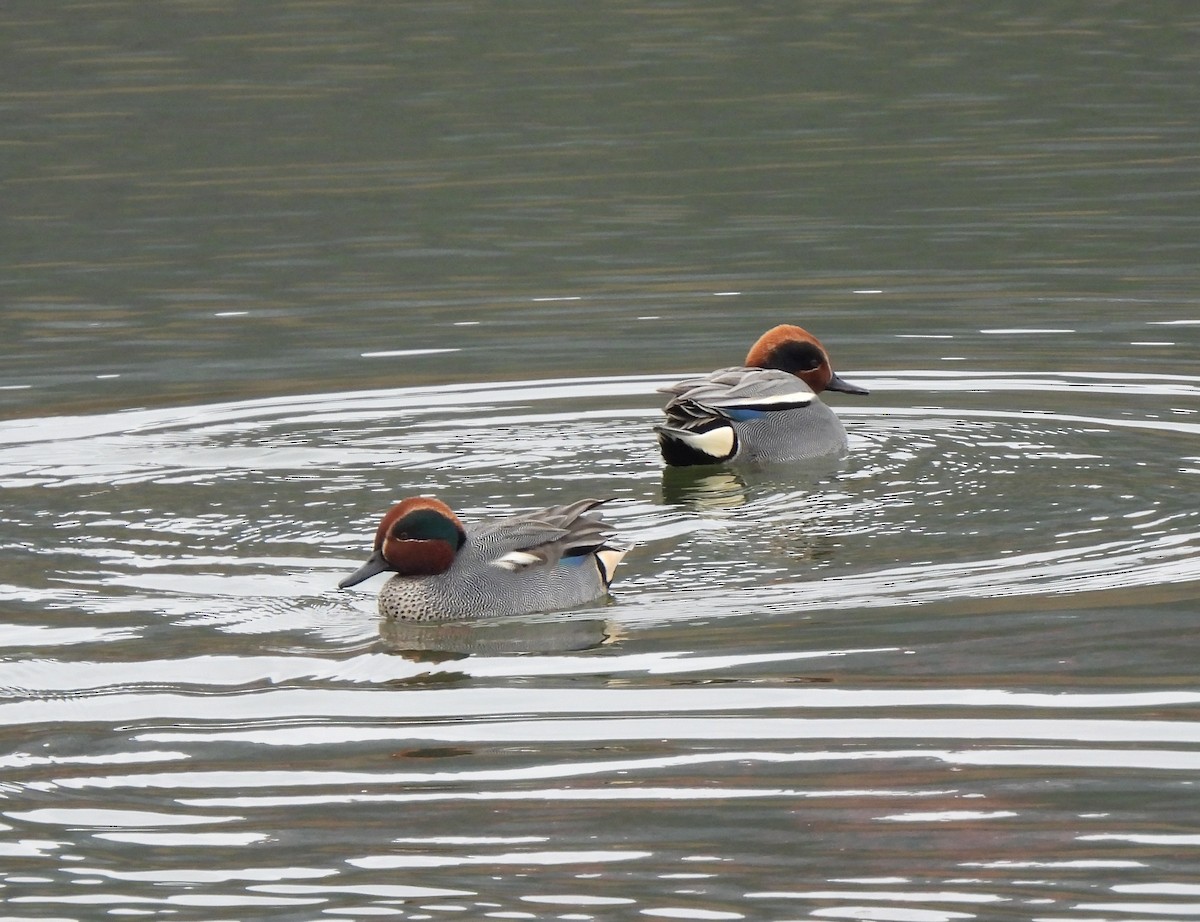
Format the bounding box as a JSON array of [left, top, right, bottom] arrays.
[[338, 497, 467, 588], [745, 324, 869, 396]]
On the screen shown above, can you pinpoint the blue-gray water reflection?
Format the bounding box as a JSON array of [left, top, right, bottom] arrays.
[[4, 0, 1200, 919]]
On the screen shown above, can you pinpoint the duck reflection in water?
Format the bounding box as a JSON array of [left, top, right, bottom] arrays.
[[660, 465, 751, 510], [379, 614, 623, 663], [661, 453, 846, 512]]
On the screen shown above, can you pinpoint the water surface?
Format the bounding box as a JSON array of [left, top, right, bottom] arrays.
[[3, 2, 1200, 920]]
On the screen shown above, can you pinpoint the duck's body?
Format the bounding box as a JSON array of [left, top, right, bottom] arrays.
[[339, 497, 626, 621], [657, 366, 852, 466], [656, 324, 868, 467]]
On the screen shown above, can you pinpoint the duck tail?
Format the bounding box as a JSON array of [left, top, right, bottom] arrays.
[[594, 544, 630, 588], [655, 423, 736, 466]]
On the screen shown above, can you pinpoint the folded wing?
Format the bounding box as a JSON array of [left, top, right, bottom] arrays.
[[659, 366, 816, 429], [467, 499, 618, 572]]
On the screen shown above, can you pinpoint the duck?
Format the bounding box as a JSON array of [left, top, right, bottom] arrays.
[[338, 496, 628, 621], [655, 324, 869, 467]]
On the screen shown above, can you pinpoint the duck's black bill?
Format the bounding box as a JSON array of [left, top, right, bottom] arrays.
[[826, 372, 870, 395], [338, 550, 391, 589]]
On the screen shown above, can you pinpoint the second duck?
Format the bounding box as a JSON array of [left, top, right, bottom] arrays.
[[656, 323, 869, 467]]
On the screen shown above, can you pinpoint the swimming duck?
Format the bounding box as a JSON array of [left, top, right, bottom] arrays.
[[656, 324, 869, 466], [338, 496, 627, 621]]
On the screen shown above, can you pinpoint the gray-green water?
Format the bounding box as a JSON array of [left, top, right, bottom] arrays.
[[3, 3, 1200, 920]]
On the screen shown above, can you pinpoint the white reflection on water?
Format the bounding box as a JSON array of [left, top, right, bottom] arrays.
[[0, 623, 139, 648], [9, 808, 242, 827], [1078, 834, 1200, 846], [879, 810, 1018, 822], [1114, 884, 1200, 895], [6, 894, 326, 907], [521, 893, 638, 905], [93, 831, 270, 846], [964, 859, 1144, 868], [0, 750, 185, 770], [174, 787, 955, 809], [1, 648, 891, 693], [69, 865, 333, 883], [24, 737, 1200, 799], [747, 888, 1002, 903], [6, 685, 1200, 728], [249, 883, 475, 897], [348, 849, 652, 869]]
